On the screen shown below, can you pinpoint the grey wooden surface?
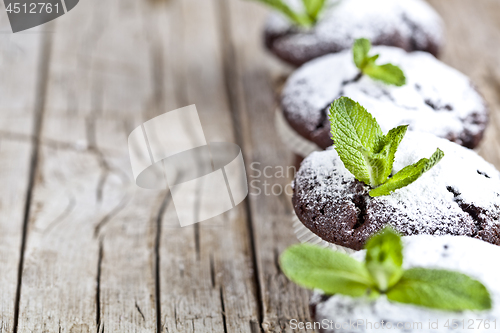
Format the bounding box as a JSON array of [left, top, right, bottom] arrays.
[[0, 0, 499, 332]]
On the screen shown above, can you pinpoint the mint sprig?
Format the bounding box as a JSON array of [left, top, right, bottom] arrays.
[[249, 0, 327, 27], [329, 97, 443, 197], [352, 38, 406, 86], [280, 227, 492, 311]]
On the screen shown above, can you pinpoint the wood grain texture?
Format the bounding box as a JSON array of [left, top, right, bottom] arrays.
[[4, 0, 500, 332], [218, 1, 313, 332], [15, 0, 259, 332], [0, 8, 44, 333], [156, 1, 259, 332], [16, 0, 164, 331]]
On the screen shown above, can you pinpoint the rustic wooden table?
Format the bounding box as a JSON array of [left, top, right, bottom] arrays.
[[0, 0, 499, 332]]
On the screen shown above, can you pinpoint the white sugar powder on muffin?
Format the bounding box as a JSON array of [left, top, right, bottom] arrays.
[[265, 0, 444, 65], [311, 235, 500, 333], [281, 46, 488, 149]]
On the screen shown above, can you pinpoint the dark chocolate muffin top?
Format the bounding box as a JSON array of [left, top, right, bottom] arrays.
[[292, 132, 500, 250], [264, 0, 444, 66], [281, 46, 488, 149]]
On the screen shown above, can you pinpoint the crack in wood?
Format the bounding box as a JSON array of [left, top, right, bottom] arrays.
[[95, 241, 103, 332], [135, 301, 146, 322], [85, 97, 111, 206], [13, 25, 54, 333], [95, 171, 109, 205], [194, 223, 201, 262], [155, 193, 170, 333], [93, 192, 131, 237], [215, 0, 264, 331], [273, 248, 281, 276], [0, 130, 126, 157], [220, 287, 228, 333], [209, 254, 216, 288]]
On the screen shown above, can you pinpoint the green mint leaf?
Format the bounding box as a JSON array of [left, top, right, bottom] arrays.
[[363, 125, 407, 186], [364, 227, 403, 292], [387, 268, 492, 311], [365, 54, 379, 64], [329, 97, 385, 186], [280, 243, 374, 297], [302, 0, 327, 23], [364, 63, 406, 87], [369, 148, 444, 197], [380, 125, 408, 181], [250, 0, 316, 27], [364, 149, 391, 187], [351, 38, 406, 86], [353, 38, 371, 69]]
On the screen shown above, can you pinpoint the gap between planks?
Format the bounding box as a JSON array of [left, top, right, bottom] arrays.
[[13, 28, 54, 333], [215, 0, 265, 331]]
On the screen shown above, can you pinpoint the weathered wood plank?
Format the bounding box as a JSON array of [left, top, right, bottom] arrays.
[[9, 0, 500, 332], [0, 8, 44, 333], [219, 0, 313, 332], [16, 0, 169, 331], [157, 0, 259, 332], [16, 0, 259, 332]]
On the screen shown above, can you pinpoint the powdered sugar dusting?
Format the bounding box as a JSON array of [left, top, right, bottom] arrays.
[[265, 0, 444, 65], [312, 235, 500, 332], [388, 132, 500, 216], [281, 46, 488, 148], [293, 132, 500, 246]]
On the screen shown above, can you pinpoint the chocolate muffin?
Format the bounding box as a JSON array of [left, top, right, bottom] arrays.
[[264, 0, 444, 66], [292, 131, 500, 250], [310, 235, 500, 333], [281, 46, 488, 150]]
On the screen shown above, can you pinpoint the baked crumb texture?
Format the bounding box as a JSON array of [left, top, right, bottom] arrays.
[[281, 46, 488, 150], [264, 0, 444, 66], [292, 132, 500, 250]]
